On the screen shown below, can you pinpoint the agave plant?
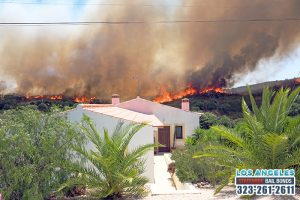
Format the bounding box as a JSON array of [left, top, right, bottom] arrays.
[[61, 115, 156, 199], [194, 86, 300, 193]]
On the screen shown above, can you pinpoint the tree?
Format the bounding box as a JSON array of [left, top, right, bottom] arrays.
[[199, 112, 218, 129], [61, 115, 157, 199], [194, 87, 300, 193], [199, 112, 236, 129], [0, 107, 84, 200]]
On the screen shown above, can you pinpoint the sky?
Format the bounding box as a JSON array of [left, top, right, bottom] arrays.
[[0, 0, 299, 93]]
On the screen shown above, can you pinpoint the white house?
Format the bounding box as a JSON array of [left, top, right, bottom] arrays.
[[67, 94, 200, 183]]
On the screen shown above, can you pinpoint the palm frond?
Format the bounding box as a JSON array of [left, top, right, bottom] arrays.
[[247, 86, 262, 120], [194, 86, 300, 194], [66, 117, 152, 199], [211, 126, 246, 148], [260, 133, 289, 168], [119, 123, 146, 153]]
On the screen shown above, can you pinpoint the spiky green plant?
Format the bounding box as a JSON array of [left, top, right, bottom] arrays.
[[194, 86, 300, 193], [61, 115, 156, 199]]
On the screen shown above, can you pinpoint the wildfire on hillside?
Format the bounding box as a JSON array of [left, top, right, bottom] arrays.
[[295, 78, 300, 84], [200, 87, 225, 94], [153, 85, 225, 103], [153, 86, 197, 103], [73, 96, 96, 103], [25, 95, 96, 103]]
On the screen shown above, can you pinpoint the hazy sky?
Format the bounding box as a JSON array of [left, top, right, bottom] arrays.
[[0, 0, 299, 92]]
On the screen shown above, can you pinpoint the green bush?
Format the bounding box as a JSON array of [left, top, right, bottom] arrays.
[[0, 107, 85, 200], [172, 128, 222, 185], [199, 112, 236, 129], [171, 146, 208, 182], [199, 112, 218, 129]]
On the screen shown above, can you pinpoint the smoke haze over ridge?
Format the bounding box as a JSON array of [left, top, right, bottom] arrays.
[[1, 0, 300, 99]]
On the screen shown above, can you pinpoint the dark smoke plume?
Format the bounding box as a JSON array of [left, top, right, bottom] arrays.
[[1, 0, 300, 99]]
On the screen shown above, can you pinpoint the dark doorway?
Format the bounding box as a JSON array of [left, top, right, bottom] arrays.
[[158, 126, 170, 152]]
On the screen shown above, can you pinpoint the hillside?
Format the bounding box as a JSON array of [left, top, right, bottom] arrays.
[[228, 78, 299, 95], [0, 78, 300, 117], [166, 78, 300, 118]]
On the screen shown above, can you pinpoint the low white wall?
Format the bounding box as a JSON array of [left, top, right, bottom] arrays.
[[67, 106, 155, 183]]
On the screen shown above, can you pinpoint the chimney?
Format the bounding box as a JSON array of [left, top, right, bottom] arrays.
[[112, 94, 120, 105], [181, 98, 190, 111]]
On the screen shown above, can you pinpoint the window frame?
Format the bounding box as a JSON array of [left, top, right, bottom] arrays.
[[175, 125, 183, 139]]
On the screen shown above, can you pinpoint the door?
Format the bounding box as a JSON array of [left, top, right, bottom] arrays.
[[158, 126, 170, 152]]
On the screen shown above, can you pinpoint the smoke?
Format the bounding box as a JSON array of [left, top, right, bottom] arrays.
[[1, 0, 300, 99], [0, 80, 7, 93], [181, 0, 300, 89]]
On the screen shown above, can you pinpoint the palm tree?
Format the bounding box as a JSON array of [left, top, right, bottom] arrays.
[[61, 115, 157, 199], [194, 86, 300, 193]]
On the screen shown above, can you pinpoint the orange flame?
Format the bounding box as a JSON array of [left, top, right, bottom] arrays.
[[295, 78, 300, 83], [25, 95, 95, 103], [153, 85, 197, 103], [73, 96, 96, 103], [50, 95, 63, 100], [200, 87, 225, 94], [32, 95, 44, 99], [153, 85, 225, 103]]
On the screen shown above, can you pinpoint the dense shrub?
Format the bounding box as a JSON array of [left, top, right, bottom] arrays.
[[173, 113, 239, 183], [0, 107, 85, 200], [172, 145, 208, 183], [199, 112, 236, 129], [172, 128, 222, 185]]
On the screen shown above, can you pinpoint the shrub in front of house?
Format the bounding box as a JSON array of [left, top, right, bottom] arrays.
[[0, 107, 85, 200], [171, 128, 223, 185]]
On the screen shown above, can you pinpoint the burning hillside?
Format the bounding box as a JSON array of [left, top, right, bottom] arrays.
[[0, 1, 300, 98], [153, 85, 197, 103], [154, 77, 300, 103], [25, 95, 96, 103], [153, 85, 225, 103]]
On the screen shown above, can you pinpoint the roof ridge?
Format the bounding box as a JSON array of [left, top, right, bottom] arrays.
[[81, 104, 112, 108], [82, 106, 163, 126], [117, 96, 198, 114]]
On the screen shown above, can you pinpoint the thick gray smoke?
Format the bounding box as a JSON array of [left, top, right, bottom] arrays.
[[0, 0, 300, 99]]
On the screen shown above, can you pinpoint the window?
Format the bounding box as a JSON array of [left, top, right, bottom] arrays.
[[175, 126, 183, 139]]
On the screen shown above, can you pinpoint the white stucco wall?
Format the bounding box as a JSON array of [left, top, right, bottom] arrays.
[[67, 106, 155, 183], [153, 106, 199, 146], [118, 98, 200, 147]]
